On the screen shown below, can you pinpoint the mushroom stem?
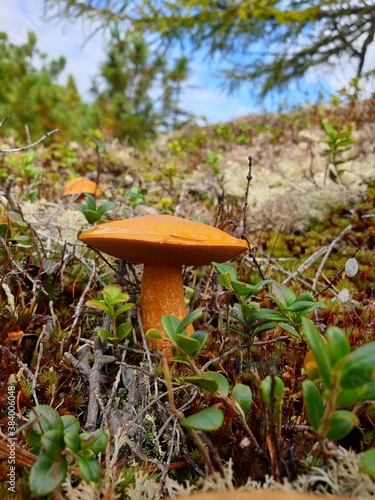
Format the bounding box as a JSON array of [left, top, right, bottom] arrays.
[[140, 264, 194, 354]]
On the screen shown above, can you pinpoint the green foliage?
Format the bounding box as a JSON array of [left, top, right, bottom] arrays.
[[213, 263, 323, 341], [78, 194, 117, 225], [24, 405, 108, 495], [231, 383, 252, 413], [3, 151, 41, 185], [302, 380, 324, 432], [0, 31, 93, 143], [150, 309, 206, 358], [321, 119, 356, 184], [361, 448, 375, 477], [185, 372, 229, 395], [181, 407, 224, 431], [301, 318, 375, 454], [0, 28, 190, 146], [86, 284, 134, 342], [149, 310, 255, 433], [90, 28, 190, 145], [0, 222, 30, 261]]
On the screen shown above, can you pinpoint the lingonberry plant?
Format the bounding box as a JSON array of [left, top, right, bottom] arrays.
[[213, 262, 324, 340], [24, 405, 108, 496], [301, 318, 375, 473], [78, 194, 117, 225], [85, 283, 135, 343]]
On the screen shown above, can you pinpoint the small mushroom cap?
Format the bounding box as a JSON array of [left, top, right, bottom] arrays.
[[79, 214, 248, 266], [62, 177, 101, 197]]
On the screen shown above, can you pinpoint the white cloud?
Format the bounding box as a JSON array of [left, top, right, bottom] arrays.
[[1, 0, 106, 99]]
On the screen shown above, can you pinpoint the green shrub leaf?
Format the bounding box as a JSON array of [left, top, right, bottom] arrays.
[[25, 405, 63, 449], [161, 315, 181, 341], [204, 372, 229, 395], [86, 300, 111, 314], [97, 200, 117, 215], [232, 383, 252, 413], [98, 329, 116, 341], [302, 380, 324, 431], [248, 309, 289, 322], [184, 376, 219, 393], [336, 386, 365, 408], [114, 303, 135, 316], [29, 452, 68, 496], [302, 318, 332, 387], [61, 415, 80, 434], [175, 334, 201, 355], [279, 322, 300, 338], [271, 281, 296, 308], [212, 262, 237, 281], [146, 328, 164, 339], [361, 381, 375, 401], [261, 375, 285, 409], [339, 342, 375, 388], [181, 408, 224, 431], [41, 430, 65, 459], [64, 431, 81, 454], [78, 456, 102, 483], [191, 330, 207, 347], [361, 448, 375, 476], [116, 322, 132, 341], [326, 410, 359, 440], [80, 429, 108, 454], [285, 301, 323, 312], [169, 355, 190, 365], [327, 327, 350, 365], [80, 210, 101, 224], [177, 309, 203, 333]]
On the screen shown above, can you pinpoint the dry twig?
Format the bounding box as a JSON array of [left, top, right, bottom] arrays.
[[64, 337, 116, 431], [0, 128, 59, 153]]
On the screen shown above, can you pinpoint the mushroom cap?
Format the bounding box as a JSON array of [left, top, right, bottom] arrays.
[[79, 214, 248, 266], [62, 177, 101, 197]]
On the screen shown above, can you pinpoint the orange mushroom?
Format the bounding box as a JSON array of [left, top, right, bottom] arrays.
[[8, 330, 24, 341], [79, 214, 248, 354], [176, 490, 347, 500], [62, 176, 101, 202]]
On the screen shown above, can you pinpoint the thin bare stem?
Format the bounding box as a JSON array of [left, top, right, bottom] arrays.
[[241, 156, 268, 283], [0, 115, 9, 128], [320, 234, 368, 294], [312, 224, 352, 292], [242, 156, 253, 236], [0, 129, 59, 153], [160, 355, 214, 474], [282, 245, 329, 286]]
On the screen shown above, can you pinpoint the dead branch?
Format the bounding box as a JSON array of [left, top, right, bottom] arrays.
[[64, 336, 116, 432], [0, 128, 59, 153], [312, 224, 352, 292]]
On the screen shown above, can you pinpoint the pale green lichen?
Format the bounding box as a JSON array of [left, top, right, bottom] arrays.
[[1, 283, 16, 313], [221, 123, 375, 231], [167, 447, 375, 499], [20, 199, 86, 244]]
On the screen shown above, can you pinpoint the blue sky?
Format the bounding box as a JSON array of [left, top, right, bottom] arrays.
[[2, 0, 373, 124]]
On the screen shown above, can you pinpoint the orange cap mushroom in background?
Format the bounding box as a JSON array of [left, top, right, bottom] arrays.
[[79, 214, 248, 355], [62, 176, 101, 202]]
